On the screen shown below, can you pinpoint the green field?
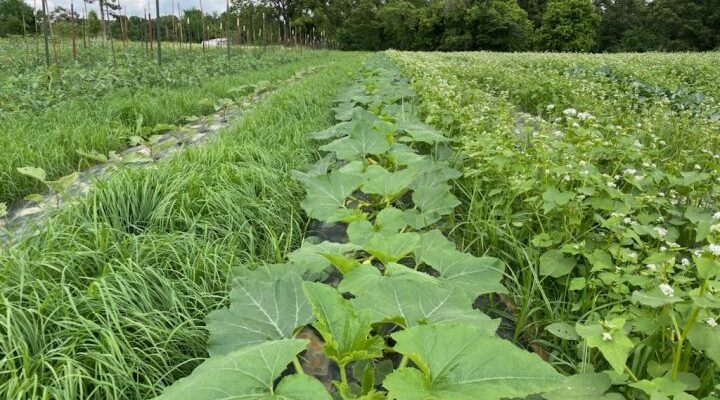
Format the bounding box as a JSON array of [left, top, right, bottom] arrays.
[[1, 38, 720, 399]]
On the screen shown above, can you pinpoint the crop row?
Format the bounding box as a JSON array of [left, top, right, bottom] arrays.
[[0, 49, 330, 205], [149, 56, 594, 399], [389, 51, 720, 398]]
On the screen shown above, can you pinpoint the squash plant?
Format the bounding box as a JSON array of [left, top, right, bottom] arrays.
[[16, 166, 79, 205], [152, 56, 570, 399]]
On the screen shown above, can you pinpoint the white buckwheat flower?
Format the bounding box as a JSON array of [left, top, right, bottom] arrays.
[[653, 227, 668, 237], [646, 264, 657, 272], [707, 318, 718, 328], [681, 258, 690, 266], [694, 164, 702, 170], [607, 181, 617, 188], [634, 140, 643, 149], [713, 211, 720, 220], [602, 332, 613, 341], [624, 168, 637, 175], [623, 217, 632, 224], [659, 283, 675, 297], [708, 244, 720, 256], [660, 246, 668, 252], [563, 108, 577, 116]]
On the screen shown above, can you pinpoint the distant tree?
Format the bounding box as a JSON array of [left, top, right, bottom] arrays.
[[377, 0, 419, 50], [537, 0, 600, 51], [595, 0, 656, 52], [469, 0, 534, 51], [0, 0, 35, 37], [517, 0, 547, 26], [335, 0, 383, 50], [86, 9, 101, 35], [646, 0, 719, 51]]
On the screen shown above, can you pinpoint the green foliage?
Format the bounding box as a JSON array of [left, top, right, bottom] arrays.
[[154, 339, 332, 400], [0, 0, 34, 37], [154, 56, 561, 400], [0, 44, 329, 205], [390, 49, 720, 398], [0, 52, 364, 400], [537, 0, 601, 51], [385, 324, 562, 399]]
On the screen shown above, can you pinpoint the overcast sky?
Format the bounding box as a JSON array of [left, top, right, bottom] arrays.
[[24, 0, 228, 17]]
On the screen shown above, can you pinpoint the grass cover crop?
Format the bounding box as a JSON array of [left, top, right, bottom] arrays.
[[0, 43, 331, 205], [389, 51, 720, 399], [152, 56, 569, 400], [0, 52, 363, 400]]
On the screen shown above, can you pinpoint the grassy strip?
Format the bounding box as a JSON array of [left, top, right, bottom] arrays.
[[0, 50, 332, 205], [0, 51, 365, 400]]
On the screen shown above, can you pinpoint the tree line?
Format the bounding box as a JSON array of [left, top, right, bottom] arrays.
[[1, 0, 719, 52]]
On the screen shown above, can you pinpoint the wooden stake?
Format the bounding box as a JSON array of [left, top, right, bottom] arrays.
[[71, 1, 77, 60], [40, 0, 50, 66], [155, 0, 161, 65], [200, 0, 207, 56]]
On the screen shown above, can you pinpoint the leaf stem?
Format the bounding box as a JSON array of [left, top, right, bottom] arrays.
[[671, 279, 708, 380], [339, 362, 348, 386], [624, 365, 639, 382], [293, 356, 305, 375], [399, 355, 408, 369]]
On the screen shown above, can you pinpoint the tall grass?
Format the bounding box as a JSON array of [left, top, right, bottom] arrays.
[[0, 46, 332, 205], [0, 52, 364, 400]]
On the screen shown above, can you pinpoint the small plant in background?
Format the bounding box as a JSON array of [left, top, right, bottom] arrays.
[[16, 166, 79, 206], [214, 98, 234, 122], [184, 115, 210, 133], [0, 202, 7, 218]]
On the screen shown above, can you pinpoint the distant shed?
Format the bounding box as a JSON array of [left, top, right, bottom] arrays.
[[202, 38, 228, 47]]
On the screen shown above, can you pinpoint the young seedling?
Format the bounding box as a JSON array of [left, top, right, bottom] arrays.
[[184, 115, 209, 133], [17, 166, 79, 206], [76, 149, 108, 169], [214, 98, 234, 122], [125, 135, 162, 163]]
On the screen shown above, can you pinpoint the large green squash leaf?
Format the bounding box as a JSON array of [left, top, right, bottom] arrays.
[[153, 339, 331, 400], [383, 324, 563, 400], [288, 241, 361, 280], [396, 121, 451, 144], [351, 276, 499, 332], [17, 166, 47, 182], [412, 185, 460, 226], [420, 246, 506, 295], [301, 171, 364, 222], [361, 165, 416, 198], [320, 113, 390, 160], [303, 282, 384, 365], [364, 232, 420, 264], [206, 272, 313, 356], [543, 373, 624, 400]]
